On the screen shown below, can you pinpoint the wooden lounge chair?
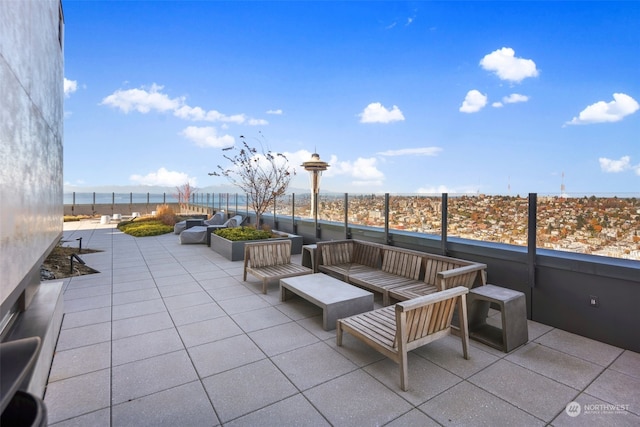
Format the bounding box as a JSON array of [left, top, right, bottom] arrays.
[[337, 286, 470, 391], [243, 240, 313, 294]]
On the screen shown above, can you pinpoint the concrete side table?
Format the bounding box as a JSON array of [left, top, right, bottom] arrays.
[[467, 284, 528, 352], [302, 244, 317, 272]]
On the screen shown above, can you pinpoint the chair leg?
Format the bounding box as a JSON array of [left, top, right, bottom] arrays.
[[262, 279, 268, 294], [399, 350, 409, 391], [382, 292, 390, 306], [336, 321, 343, 346], [458, 294, 470, 359]]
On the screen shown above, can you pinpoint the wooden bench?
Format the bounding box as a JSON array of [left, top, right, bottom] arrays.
[[316, 239, 382, 282], [337, 286, 470, 391], [389, 256, 487, 302], [316, 239, 487, 305], [349, 246, 425, 306], [243, 240, 313, 294]]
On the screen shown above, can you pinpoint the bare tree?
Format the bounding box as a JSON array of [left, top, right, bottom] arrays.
[[209, 135, 295, 227], [175, 182, 196, 213]]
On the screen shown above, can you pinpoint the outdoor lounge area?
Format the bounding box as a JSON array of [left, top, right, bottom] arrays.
[[43, 220, 640, 426]]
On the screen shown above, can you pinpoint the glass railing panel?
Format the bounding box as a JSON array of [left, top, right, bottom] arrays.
[[448, 194, 529, 246], [293, 192, 313, 221], [271, 193, 289, 217], [317, 192, 345, 224], [388, 194, 442, 236], [537, 193, 640, 260], [345, 193, 386, 228]]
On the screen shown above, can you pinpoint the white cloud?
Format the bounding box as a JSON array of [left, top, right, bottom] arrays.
[[377, 147, 442, 157], [101, 83, 183, 113], [492, 93, 529, 108], [566, 93, 639, 125], [459, 90, 487, 113], [173, 105, 247, 124], [266, 109, 283, 115], [351, 157, 385, 180], [181, 126, 235, 148], [359, 102, 405, 123], [101, 83, 265, 126], [248, 118, 269, 126], [282, 150, 388, 190], [64, 78, 77, 97], [314, 154, 385, 187], [599, 156, 632, 173], [480, 47, 539, 83], [130, 167, 198, 187], [503, 93, 529, 104]]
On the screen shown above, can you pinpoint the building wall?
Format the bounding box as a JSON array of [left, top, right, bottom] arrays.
[[0, 0, 64, 321]]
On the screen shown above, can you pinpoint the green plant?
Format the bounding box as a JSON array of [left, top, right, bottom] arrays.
[[214, 226, 273, 241], [117, 219, 173, 237]]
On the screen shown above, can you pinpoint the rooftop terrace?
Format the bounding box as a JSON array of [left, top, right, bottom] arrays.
[[43, 220, 640, 426]]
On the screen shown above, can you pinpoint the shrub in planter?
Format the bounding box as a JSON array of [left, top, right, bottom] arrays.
[[214, 226, 272, 241], [117, 219, 173, 237], [211, 226, 303, 261]]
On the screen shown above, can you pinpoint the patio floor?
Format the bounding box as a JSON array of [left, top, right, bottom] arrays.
[[43, 220, 640, 426]]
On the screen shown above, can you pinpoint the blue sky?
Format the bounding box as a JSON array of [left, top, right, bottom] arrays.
[[62, 1, 640, 196]]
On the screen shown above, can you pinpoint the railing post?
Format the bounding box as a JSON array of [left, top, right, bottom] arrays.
[[384, 193, 391, 245], [111, 192, 115, 214], [344, 193, 350, 239], [528, 193, 537, 289], [273, 198, 278, 230], [292, 193, 297, 234], [441, 193, 448, 256]]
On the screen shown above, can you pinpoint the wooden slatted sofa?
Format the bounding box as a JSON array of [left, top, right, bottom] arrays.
[[316, 239, 487, 305], [337, 286, 470, 391], [243, 240, 313, 294]]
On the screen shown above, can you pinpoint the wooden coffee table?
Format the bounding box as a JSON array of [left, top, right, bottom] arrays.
[[280, 273, 374, 331]]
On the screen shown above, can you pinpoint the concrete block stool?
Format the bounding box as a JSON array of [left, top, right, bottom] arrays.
[[467, 284, 528, 352]]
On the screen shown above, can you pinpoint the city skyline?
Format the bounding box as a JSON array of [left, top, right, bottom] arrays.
[[62, 1, 639, 195]]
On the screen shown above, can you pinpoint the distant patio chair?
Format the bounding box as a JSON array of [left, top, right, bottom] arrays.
[[179, 214, 243, 245], [174, 211, 225, 235]]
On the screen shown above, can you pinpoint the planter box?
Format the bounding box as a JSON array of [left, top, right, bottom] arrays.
[[210, 231, 303, 261]]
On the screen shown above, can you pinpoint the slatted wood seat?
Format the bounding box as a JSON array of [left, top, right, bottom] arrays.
[[316, 240, 382, 281], [243, 240, 312, 294], [390, 261, 487, 302], [337, 286, 470, 391], [316, 239, 487, 305], [350, 246, 424, 305]]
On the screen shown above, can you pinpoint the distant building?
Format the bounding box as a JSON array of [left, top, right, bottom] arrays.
[[0, 0, 65, 397]]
